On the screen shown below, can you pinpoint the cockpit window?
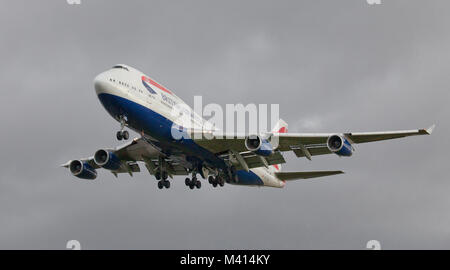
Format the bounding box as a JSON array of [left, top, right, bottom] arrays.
[[112, 65, 129, 71]]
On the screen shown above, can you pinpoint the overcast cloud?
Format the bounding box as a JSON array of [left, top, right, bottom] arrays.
[[0, 0, 448, 249]]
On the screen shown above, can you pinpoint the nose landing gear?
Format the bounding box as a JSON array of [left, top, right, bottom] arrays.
[[116, 130, 129, 141], [116, 115, 129, 141]]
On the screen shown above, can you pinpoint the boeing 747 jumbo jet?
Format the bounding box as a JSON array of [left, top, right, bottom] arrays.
[[62, 64, 434, 190]]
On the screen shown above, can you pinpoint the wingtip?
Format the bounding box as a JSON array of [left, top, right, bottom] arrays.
[[426, 124, 436, 135]]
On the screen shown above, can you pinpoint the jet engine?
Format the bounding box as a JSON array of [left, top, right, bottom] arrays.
[[69, 160, 97, 180], [94, 149, 122, 170], [245, 135, 274, 156], [326, 135, 353, 157]]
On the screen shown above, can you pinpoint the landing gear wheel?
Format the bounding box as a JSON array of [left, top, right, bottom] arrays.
[[122, 130, 129, 140], [164, 180, 170, 189], [157, 181, 164, 189], [208, 176, 214, 184], [185, 178, 190, 186], [117, 116, 128, 141], [189, 184, 195, 190], [116, 131, 123, 141], [155, 172, 161, 181], [218, 177, 225, 187], [212, 182, 218, 188], [195, 180, 201, 189]]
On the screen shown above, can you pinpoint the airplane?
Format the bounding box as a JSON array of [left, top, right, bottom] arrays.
[[61, 64, 435, 190]]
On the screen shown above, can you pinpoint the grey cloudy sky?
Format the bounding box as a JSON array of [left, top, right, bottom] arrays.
[[0, 0, 448, 249]]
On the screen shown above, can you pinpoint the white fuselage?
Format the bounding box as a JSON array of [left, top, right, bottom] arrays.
[[94, 65, 285, 188]]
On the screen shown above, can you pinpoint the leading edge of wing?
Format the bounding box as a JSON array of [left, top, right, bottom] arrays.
[[346, 124, 436, 137], [275, 124, 436, 138]]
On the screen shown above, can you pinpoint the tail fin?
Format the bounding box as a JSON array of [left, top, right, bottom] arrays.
[[271, 119, 288, 172], [272, 119, 288, 134]]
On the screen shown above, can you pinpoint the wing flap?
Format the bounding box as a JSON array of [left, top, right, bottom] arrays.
[[219, 150, 286, 171], [291, 144, 331, 158]]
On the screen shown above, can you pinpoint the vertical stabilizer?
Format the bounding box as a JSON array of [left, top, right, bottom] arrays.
[[271, 119, 288, 172]]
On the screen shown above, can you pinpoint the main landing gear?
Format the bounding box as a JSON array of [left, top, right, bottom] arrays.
[[116, 115, 129, 141], [185, 172, 201, 190], [208, 175, 225, 188], [157, 179, 170, 189], [155, 169, 170, 189]]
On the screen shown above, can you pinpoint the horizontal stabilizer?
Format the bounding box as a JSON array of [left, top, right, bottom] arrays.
[[275, 170, 344, 181]]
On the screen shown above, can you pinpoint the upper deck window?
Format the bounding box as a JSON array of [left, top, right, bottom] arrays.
[[112, 65, 129, 71]]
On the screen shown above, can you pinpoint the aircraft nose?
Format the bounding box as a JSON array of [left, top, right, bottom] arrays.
[[94, 72, 109, 95]]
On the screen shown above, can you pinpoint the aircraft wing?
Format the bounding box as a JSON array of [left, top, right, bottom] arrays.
[[193, 125, 435, 161], [61, 137, 189, 178], [276, 125, 435, 159]]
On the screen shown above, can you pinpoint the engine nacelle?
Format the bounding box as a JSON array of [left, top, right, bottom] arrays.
[[245, 135, 274, 156], [327, 135, 353, 157], [69, 160, 97, 180], [94, 149, 122, 170]]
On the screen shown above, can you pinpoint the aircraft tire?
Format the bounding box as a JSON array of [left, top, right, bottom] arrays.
[[122, 130, 129, 140], [164, 180, 170, 189], [157, 181, 164, 189], [116, 131, 123, 140]]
